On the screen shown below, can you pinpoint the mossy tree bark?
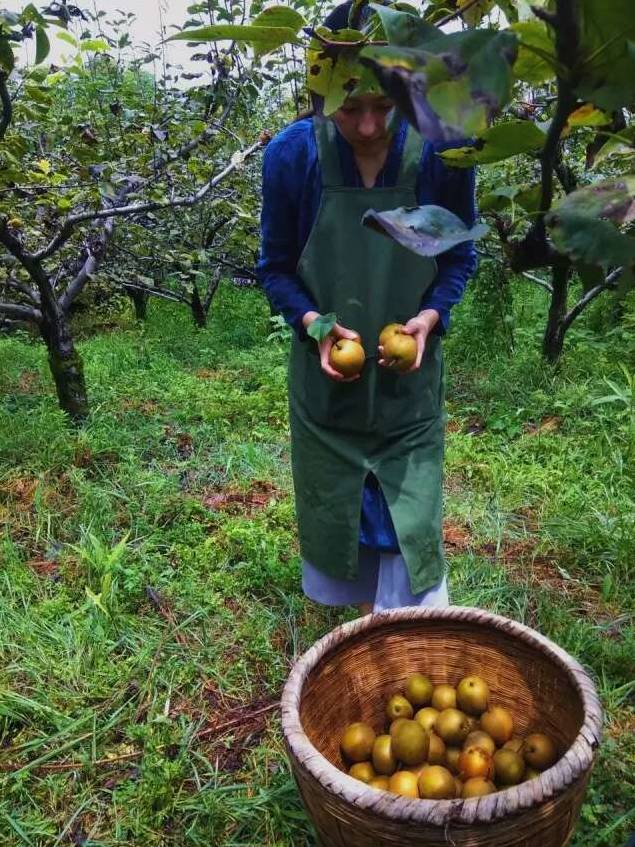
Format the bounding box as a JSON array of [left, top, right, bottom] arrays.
[[39, 283, 89, 423], [543, 265, 569, 364]]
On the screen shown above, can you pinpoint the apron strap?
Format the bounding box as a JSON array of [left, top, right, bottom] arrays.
[[396, 125, 424, 189], [313, 116, 343, 188], [313, 116, 424, 190]]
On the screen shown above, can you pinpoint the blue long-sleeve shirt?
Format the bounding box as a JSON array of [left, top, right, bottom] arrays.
[[257, 116, 477, 552]]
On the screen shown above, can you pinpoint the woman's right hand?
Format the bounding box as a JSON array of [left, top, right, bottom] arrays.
[[302, 311, 361, 382]]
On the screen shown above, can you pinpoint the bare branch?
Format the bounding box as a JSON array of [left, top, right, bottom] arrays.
[[0, 72, 12, 141], [522, 271, 554, 293], [59, 212, 117, 312], [0, 218, 34, 265], [4, 275, 40, 304], [213, 256, 257, 279], [33, 138, 266, 262], [0, 301, 41, 322], [122, 282, 189, 305], [562, 266, 623, 331]]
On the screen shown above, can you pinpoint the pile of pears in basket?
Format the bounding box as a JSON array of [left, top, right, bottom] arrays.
[[339, 674, 558, 800]]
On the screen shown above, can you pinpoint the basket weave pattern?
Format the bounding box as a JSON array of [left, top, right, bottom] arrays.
[[282, 607, 603, 847]]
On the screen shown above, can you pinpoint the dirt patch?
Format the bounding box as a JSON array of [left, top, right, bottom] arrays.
[[169, 680, 279, 772], [523, 415, 563, 436], [500, 549, 617, 617], [202, 480, 281, 516], [73, 447, 120, 471], [0, 475, 39, 507], [27, 558, 60, 580], [17, 370, 42, 394], [443, 520, 473, 551], [197, 694, 279, 773], [120, 397, 160, 415]]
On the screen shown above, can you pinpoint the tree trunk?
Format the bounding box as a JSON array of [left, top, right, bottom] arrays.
[[40, 303, 89, 422], [190, 283, 207, 328], [128, 287, 148, 320], [543, 265, 569, 363]]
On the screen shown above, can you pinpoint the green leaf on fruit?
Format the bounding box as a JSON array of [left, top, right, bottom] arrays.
[[362, 205, 488, 257], [307, 313, 337, 343]]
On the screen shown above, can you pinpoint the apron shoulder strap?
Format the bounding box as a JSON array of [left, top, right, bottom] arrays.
[[313, 116, 343, 188], [396, 125, 424, 190]]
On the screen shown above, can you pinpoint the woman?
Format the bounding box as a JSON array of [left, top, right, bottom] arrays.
[[257, 6, 477, 615]]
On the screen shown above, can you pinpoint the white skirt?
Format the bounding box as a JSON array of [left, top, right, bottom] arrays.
[[302, 545, 448, 612]]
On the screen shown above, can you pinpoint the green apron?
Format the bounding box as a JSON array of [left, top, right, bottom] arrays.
[[289, 117, 445, 595]]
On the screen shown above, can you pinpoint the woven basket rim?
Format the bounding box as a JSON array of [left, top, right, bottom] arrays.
[[281, 605, 603, 826]]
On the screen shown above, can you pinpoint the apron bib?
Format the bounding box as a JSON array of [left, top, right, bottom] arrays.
[[289, 117, 446, 594]]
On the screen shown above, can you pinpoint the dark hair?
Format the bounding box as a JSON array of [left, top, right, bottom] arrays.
[[323, 1, 374, 30], [323, 1, 353, 30]]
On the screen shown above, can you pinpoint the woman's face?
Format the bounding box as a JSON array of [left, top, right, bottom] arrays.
[[333, 94, 395, 151]]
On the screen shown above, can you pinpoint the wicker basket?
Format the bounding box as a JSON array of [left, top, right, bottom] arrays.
[[281, 607, 603, 847]]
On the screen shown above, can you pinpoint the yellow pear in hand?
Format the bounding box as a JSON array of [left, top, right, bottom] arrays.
[[329, 337, 365, 377], [379, 323, 417, 372]]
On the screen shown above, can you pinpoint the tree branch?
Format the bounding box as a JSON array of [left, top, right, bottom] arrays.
[[59, 215, 116, 312], [33, 138, 266, 262], [0, 301, 41, 322], [562, 266, 623, 330], [3, 275, 40, 304], [509, 0, 581, 271], [213, 256, 257, 279], [522, 271, 554, 293], [122, 282, 189, 305], [0, 218, 34, 265], [0, 72, 12, 141]]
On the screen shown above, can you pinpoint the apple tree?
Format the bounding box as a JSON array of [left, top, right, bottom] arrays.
[[0, 3, 269, 420]]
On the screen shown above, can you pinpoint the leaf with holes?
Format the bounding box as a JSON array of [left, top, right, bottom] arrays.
[[362, 205, 488, 257], [360, 29, 517, 141], [308, 28, 368, 114], [547, 177, 635, 266]]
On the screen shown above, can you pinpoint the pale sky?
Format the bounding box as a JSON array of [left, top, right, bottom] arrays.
[[5, 1, 204, 80]]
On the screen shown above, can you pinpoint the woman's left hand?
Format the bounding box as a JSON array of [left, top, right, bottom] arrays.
[[379, 309, 440, 374]]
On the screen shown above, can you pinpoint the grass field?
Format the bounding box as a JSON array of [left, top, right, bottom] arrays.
[[0, 278, 634, 846]]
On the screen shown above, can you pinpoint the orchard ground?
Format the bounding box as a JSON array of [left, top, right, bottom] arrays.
[[0, 276, 633, 845]]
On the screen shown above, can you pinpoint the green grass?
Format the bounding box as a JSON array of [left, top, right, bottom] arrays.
[[0, 279, 633, 846]]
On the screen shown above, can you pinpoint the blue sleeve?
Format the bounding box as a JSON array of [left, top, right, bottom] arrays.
[[256, 125, 318, 340], [417, 143, 478, 335]]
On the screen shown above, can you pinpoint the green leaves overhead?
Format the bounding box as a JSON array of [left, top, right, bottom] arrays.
[[511, 21, 557, 85], [369, 3, 437, 47], [166, 6, 305, 57], [0, 37, 14, 73], [307, 27, 371, 114], [360, 25, 517, 141], [576, 0, 635, 109], [547, 177, 635, 266], [439, 120, 546, 167], [35, 27, 50, 65], [362, 205, 488, 257]]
